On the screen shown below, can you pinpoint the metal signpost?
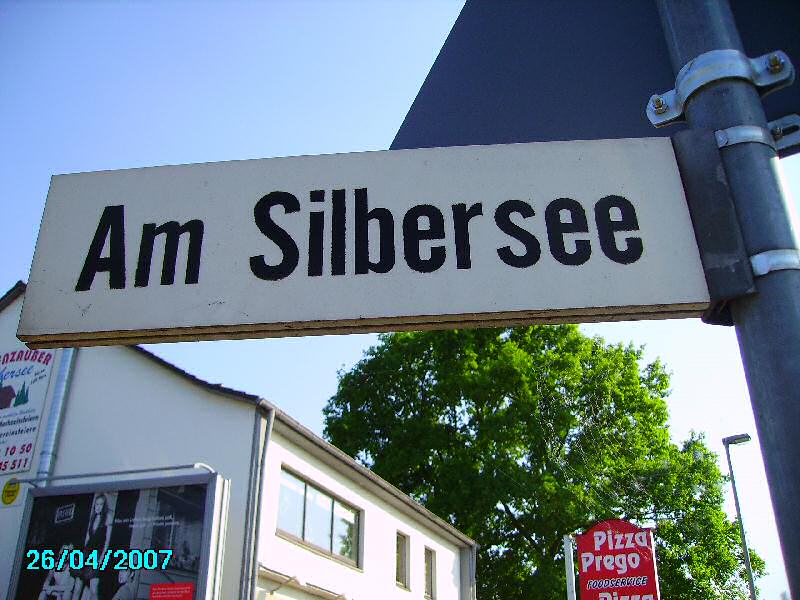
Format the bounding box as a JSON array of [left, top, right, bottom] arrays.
[[655, 2, 800, 595], [563, 535, 577, 600]]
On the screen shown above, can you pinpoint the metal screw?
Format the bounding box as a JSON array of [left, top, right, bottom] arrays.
[[767, 54, 784, 74], [771, 126, 784, 140], [651, 96, 668, 114]]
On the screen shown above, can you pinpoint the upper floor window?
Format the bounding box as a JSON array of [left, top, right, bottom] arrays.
[[277, 468, 359, 565], [396, 531, 410, 588], [424, 547, 436, 598]]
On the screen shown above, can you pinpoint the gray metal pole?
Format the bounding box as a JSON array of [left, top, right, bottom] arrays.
[[725, 441, 758, 600], [563, 535, 576, 600], [656, 1, 800, 596]]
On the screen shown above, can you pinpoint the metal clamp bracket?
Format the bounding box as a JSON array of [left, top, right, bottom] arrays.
[[750, 249, 800, 277], [715, 125, 777, 151], [769, 114, 800, 153], [647, 49, 795, 127]]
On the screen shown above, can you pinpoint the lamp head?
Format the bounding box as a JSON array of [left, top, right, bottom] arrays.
[[722, 433, 752, 446]]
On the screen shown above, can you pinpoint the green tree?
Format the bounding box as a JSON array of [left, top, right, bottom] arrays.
[[323, 326, 765, 599]]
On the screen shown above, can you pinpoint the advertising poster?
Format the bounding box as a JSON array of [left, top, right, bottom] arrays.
[[9, 474, 222, 600], [0, 347, 55, 476], [576, 519, 661, 600]]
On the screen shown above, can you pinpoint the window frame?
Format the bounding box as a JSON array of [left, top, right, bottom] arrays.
[[424, 546, 437, 599], [395, 530, 411, 590], [276, 465, 362, 568]]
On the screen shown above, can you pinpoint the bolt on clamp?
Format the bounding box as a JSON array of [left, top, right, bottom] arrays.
[[646, 49, 795, 127], [768, 114, 800, 153]]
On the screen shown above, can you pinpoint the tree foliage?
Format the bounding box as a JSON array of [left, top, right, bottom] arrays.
[[323, 326, 764, 599]]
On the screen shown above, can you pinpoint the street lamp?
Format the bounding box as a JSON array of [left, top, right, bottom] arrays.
[[722, 433, 756, 600]]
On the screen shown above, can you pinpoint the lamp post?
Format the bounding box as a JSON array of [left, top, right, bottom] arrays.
[[723, 433, 757, 600]]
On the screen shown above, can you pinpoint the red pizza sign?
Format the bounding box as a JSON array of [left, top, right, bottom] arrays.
[[576, 519, 660, 600]]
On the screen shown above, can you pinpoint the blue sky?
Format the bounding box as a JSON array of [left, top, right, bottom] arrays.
[[1, 1, 797, 596]]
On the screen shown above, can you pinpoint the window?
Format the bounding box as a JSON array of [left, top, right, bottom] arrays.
[[277, 468, 359, 564], [396, 532, 409, 588], [424, 547, 436, 598]]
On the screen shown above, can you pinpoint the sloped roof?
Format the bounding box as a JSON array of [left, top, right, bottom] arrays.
[[2, 281, 476, 548], [131, 344, 475, 548], [0, 280, 26, 313]]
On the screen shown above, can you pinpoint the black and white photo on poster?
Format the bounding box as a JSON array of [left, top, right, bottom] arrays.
[[13, 482, 208, 600]]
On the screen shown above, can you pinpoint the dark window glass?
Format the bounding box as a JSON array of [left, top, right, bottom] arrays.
[[396, 532, 409, 587], [425, 547, 436, 598]]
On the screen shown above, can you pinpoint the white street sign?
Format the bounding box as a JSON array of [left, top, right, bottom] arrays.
[[19, 139, 709, 347]]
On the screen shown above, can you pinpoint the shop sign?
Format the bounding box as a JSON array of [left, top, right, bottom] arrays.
[[0, 347, 55, 474], [576, 519, 661, 600]]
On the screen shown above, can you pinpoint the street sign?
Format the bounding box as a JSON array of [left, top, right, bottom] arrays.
[[392, 0, 800, 157], [19, 138, 708, 348], [576, 519, 661, 600]]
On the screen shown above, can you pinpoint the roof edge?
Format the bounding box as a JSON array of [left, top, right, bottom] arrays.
[[271, 407, 476, 549], [128, 346, 263, 405], [0, 281, 26, 313], [128, 347, 474, 546]]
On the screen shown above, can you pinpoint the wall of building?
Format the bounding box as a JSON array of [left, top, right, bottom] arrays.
[[257, 426, 464, 600], [0, 289, 260, 600], [1, 289, 474, 600], [51, 344, 258, 599]]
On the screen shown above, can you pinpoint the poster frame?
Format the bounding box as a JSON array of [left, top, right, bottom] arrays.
[[6, 471, 226, 600]]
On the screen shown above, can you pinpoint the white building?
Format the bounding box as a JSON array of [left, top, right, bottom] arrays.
[[0, 282, 477, 600]]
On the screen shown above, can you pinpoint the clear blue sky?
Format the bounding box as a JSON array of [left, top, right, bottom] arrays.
[[1, 2, 797, 596]]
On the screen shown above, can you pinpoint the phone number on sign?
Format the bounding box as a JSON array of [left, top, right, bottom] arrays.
[[0, 441, 35, 472], [26, 549, 173, 571]]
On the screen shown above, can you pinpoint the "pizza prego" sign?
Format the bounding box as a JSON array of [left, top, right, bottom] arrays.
[[576, 519, 660, 600]]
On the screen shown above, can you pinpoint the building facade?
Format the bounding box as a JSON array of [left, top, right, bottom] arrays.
[[0, 283, 477, 600]]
